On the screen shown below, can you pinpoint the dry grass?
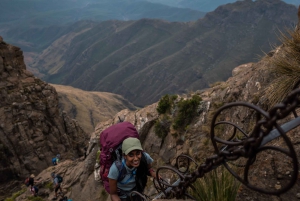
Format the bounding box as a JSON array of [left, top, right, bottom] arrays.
[[262, 28, 300, 107], [189, 166, 241, 201]]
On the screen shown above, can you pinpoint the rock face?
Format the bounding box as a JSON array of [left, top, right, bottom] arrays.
[[0, 38, 87, 200], [4, 7, 300, 201]]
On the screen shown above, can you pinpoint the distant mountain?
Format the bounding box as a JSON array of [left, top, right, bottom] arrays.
[[26, 0, 297, 106], [146, 0, 237, 12], [146, 0, 299, 12], [0, 0, 205, 29]]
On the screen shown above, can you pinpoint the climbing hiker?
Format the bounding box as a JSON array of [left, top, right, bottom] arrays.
[[51, 172, 63, 199], [108, 137, 158, 201], [25, 174, 35, 187]]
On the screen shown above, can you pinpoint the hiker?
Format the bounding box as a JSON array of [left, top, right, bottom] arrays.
[[30, 185, 39, 196], [51, 172, 63, 199], [25, 174, 35, 187], [52, 154, 61, 165], [108, 137, 158, 201]]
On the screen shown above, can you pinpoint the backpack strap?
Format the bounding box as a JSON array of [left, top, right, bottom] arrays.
[[115, 159, 138, 185]]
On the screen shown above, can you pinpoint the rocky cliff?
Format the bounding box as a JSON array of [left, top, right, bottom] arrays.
[[4, 5, 300, 201], [0, 36, 88, 200]]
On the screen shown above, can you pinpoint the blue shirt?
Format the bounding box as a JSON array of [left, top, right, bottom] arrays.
[[108, 152, 153, 198], [53, 177, 59, 185]]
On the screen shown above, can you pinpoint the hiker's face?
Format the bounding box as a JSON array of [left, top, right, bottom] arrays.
[[124, 150, 142, 168]]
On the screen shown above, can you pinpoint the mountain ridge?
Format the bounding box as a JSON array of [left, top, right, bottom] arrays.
[[28, 0, 298, 106], [2, 6, 300, 200]]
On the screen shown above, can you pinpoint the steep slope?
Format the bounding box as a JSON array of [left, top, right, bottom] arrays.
[[6, 7, 300, 201], [52, 84, 137, 134], [0, 37, 87, 200], [33, 0, 297, 106]]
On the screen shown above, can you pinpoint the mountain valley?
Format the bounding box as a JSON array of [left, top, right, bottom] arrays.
[[1, 1, 300, 201], [24, 0, 299, 106]]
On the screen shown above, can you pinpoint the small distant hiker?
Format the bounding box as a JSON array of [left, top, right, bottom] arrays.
[[51, 172, 63, 199], [30, 185, 39, 196], [52, 154, 61, 165], [25, 174, 35, 187]]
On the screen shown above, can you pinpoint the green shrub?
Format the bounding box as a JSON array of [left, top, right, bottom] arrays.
[[170, 94, 178, 102], [173, 95, 201, 130], [157, 95, 171, 114], [154, 116, 171, 140], [156, 94, 177, 114], [190, 166, 240, 201]]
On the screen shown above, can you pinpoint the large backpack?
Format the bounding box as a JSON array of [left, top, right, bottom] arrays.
[[33, 186, 39, 194], [99, 121, 139, 193], [52, 157, 57, 165], [25, 177, 34, 187], [25, 177, 30, 186], [56, 175, 63, 183]]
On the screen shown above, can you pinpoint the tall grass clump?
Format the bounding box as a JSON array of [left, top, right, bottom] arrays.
[[190, 166, 240, 201], [262, 28, 300, 107]]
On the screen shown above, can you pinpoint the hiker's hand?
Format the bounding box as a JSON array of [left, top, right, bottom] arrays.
[[150, 170, 161, 180], [110, 194, 121, 201]]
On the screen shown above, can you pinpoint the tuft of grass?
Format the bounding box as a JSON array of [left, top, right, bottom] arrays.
[[262, 28, 300, 108], [44, 182, 54, 190], [190, 166, 240, 201], [100, 189, 109, 201], [4, 188, 26, 201], [27, 196, 44, 201], [96, 149, 101, 164]]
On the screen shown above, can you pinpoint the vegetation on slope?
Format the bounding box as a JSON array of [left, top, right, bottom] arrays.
[[190, 166, 241, 201], [262, 27, 300, 108], [155, 94, 202, 141]]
